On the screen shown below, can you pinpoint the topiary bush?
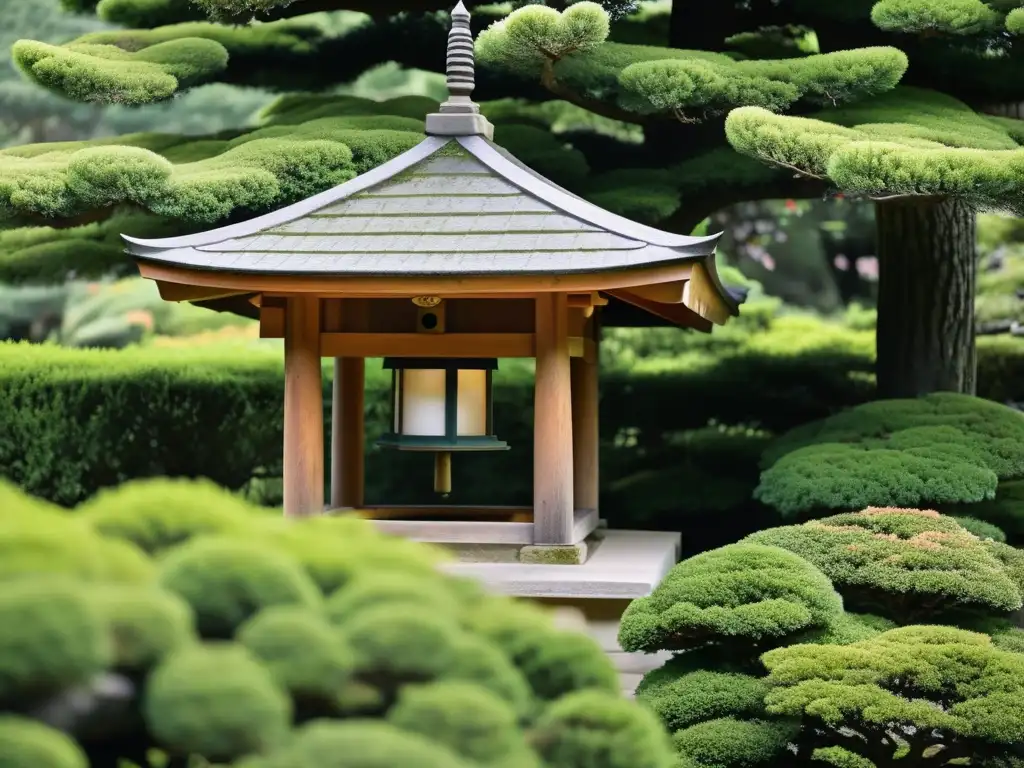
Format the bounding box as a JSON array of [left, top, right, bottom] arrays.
[[625, 507, 1024, 767], [620, 543, 848, 768], [755, 393, 1024, 519], [387, 682, 540, 768], [143, 644, 293, 761], [0, 479, 676, 768], [619, 543, 844, 655], [745, 507, 1024, 623], [762, 626, 1024, 764], [157, 536, 323, 639], [77, 476, 257, 554]]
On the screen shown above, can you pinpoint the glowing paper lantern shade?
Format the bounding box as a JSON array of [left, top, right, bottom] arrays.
[[377, 358, 508, 494]]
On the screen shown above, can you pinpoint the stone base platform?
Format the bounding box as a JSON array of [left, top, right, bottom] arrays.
[[442, 530, 680, 696]]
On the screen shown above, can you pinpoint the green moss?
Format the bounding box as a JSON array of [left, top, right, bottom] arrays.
[[257, 720, 475, 768], [0, 580, 111, 705], [530, 690, 676, 768], [78, 477, 256, 554], [871, 0, 1002, 34], [518, 543, 587, 565], [727, 88, 1024, 212], [144, 643, 292, 761], [90, 584, 195, 672], [618, 543, 843, 654], [388, 682, 539, 768], [158, 537, 322, 639], [237, 606, 355, 711], [0, 716, 89, 768], [756, 393, 1024, 516], [13, 38, 228, 104], [746, 508, 1024, 622]]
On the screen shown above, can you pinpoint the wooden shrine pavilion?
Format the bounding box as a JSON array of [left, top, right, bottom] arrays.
[[124, 2, 740, 562]]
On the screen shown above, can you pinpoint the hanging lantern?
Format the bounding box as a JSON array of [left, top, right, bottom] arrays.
[[377, 357, 508, 495]]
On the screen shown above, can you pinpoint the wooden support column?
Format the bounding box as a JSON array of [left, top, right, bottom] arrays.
[[331, 357, 365, 508], [570, 340, 599, 514], [533, 292, 574, 544], [283, 296, 324, 517]]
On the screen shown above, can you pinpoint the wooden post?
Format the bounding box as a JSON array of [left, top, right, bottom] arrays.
[[570, 351, 599, 514], [533, 292, 574, 544], [331, 357, 365, 508], [283, 296, 324, 517]]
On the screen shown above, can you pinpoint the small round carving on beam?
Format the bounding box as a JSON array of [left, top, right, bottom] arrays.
[[412, 296, 442, 308]]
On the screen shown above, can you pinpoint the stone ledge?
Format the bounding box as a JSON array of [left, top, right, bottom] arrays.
[[441, 530, 680, 599]]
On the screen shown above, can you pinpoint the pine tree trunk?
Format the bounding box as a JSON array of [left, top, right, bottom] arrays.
[[874, 197, 977, 399]]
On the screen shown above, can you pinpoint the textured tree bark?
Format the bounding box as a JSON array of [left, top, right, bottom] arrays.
[[875, 197, 977, 399]]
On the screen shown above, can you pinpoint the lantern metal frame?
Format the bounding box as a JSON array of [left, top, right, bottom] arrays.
[[376, 357, 509, 452]]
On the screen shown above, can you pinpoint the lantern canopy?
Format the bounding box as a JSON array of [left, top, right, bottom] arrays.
[[379, 357, 507, 451], [378, 357, 508, 494]]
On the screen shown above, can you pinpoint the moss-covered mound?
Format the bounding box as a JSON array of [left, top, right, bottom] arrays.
[[618, 542, 843, 654], [756, 393, 1024, 517], [746, 507, 1024, 622], [0, 478, 673, 768]]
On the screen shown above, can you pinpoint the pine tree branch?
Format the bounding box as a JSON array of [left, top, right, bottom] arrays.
[[539, 59, 648, 126]]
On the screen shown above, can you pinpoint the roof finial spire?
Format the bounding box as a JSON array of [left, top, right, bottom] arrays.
[[425, 2, 494, 139]]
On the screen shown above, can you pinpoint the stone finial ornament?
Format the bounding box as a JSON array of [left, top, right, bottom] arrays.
[[425, 1, 495, 139]]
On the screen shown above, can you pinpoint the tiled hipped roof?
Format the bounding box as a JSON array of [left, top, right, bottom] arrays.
[[124, 136, 724, 278]]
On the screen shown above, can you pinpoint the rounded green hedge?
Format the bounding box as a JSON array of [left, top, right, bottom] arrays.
[[143, 644, 293, 761], [618, 543, 843, 654], [158, 536, 322, 638]]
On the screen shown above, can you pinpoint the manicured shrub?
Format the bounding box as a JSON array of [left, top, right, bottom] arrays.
[[469, 599, 620, 702], [324, 572, 463, 625], [237, 606, 355, 717], [618, 543, 843, 655], [950, 514, 1008, 542], [341, 605, 532, 713], [0, 342, 284, 506], [89, 585, 195, 673], [253, 720, 474, 768], [529, 690, 676, 768], [746, 508, 1024, 622], [762, 626, 1024, 763], [158, 537, 322, 638], [628, 505, 1024, 768], [947, 478, 1024, 546], [0, 479, 676, 768], [143, 644, 292, 761], [77, 476, 257, 554], [0, 581, 111, 707], [756, 393, 1024, 517], [0, 716, 89, 768], [261, 521, 447, 596], [388, 682, 539, 768], [673, 717, 799, 768]]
